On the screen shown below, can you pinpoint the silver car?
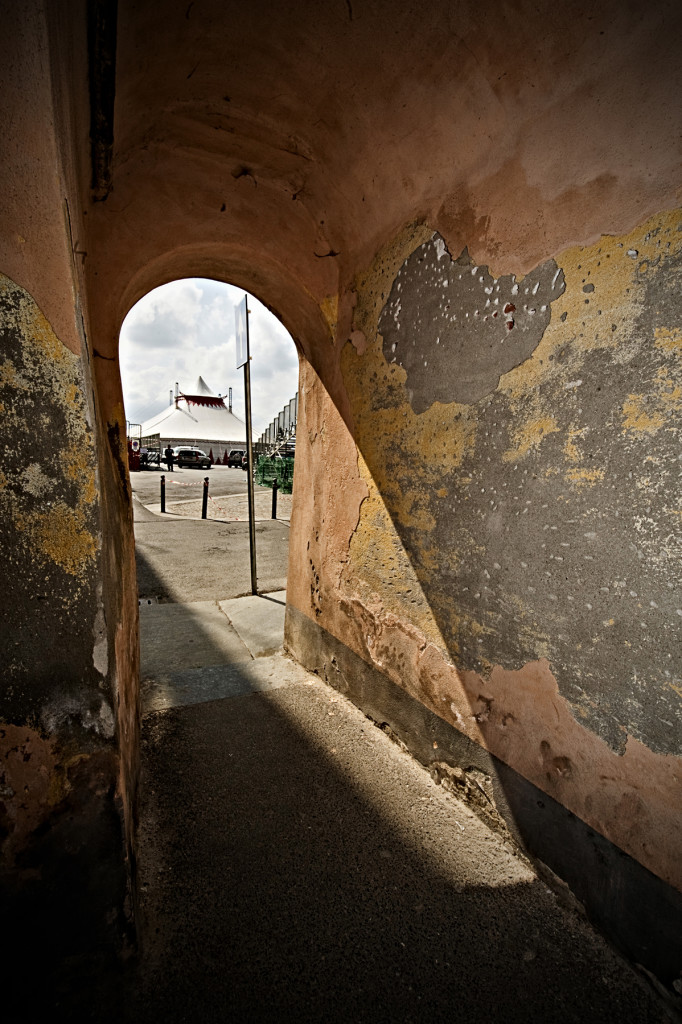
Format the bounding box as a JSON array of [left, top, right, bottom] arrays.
[[173, 446, 211, 469]]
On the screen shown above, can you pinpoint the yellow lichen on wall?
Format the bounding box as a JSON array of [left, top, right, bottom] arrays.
[[558, 426, 606, 490], [0, 273, 99, 581], [502, 414, 560, 462], [563, 467, 606, 489], [343, 206, 682, 554], [497, 207, 682, 487], [340, 224, 487, 658], [352, 220, 433, 342], [654, 326, 682, 353], [344, 451, 448, 648], [63, 443, 98, 506], [621, 395, 666, 436], [15, 500, 97, 577], [0, 359, 27, 390], [320, 294, 339, 336], [621, 367, 682, 438], [341, 362, 478, 532], [339, 206, 681, 773], [3, 279, 71, 367]]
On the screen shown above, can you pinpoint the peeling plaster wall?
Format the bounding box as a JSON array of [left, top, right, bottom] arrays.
[[0, 0, 132, 999], [340, 209, 682, 887], [286, 208, 682, 983], [0, 277, 103, 722], [0, 273, 131, 991], [363, 214, 682, 762]]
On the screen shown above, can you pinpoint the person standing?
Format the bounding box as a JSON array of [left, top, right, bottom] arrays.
[[164, 444, 174, 473]]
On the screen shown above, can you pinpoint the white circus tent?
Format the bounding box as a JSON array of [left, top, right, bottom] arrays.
[[140, 376, 251, 448]]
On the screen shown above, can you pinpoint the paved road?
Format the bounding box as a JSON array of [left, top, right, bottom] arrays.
[[133, 467, 290, 600], [135, 516, 290, 601], [131, 462, 258, 504], [125, 488, 668, 1024]]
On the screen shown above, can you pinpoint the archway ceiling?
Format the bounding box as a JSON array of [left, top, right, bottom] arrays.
[[85, 0, 682, 348]]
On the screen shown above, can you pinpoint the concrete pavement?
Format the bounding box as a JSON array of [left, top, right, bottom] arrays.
[[134, 512, 290, 603], [128, 494, 669, 1023]]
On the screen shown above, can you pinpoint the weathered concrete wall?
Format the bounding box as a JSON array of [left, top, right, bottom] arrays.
[[0, 0, 135, 1001], [286, 207, 682, 985]]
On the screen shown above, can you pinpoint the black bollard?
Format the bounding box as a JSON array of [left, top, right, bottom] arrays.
[[160, 474, 166, 513], [271, 478, 279, 520], [202, 476, 209, 519]]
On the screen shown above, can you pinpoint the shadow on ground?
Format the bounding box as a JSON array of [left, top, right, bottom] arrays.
[[123, 555, 662, 1024], [128, 685, 661, 1024]]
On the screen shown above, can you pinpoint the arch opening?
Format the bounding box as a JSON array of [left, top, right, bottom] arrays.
[[119, 276, 301, 697]]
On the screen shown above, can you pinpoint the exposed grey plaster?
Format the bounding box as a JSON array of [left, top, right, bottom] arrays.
[[379, 234, 565, 412], [372, 234, 681, 756], [40, 692, 116, 738], [93, 606, 109, 676]]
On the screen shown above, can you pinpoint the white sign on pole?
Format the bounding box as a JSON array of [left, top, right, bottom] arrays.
[[235, 295, 249, 368]]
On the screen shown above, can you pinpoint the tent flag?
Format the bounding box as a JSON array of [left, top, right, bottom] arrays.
[[179, 393, 225, 409]]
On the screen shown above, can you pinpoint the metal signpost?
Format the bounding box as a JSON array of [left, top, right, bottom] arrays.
[[235, 294, 258, 595]]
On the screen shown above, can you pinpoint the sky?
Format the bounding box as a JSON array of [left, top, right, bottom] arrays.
[[119, 279, 300, 436]]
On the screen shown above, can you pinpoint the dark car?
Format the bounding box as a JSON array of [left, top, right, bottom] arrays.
[[227, 448, 245, 468], [173, 446, 211, 469]]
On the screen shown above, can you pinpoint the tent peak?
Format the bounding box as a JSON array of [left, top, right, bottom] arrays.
[[195, 376, 215, 396]]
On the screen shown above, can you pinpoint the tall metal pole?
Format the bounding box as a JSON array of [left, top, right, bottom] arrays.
[[243, 297, 258, 594]]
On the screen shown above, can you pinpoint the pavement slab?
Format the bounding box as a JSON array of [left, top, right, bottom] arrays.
[[219, 589, 287, 657], [139, 600, 253, 675], [141, 651, 312, 715], [135, 518, 290, 602]]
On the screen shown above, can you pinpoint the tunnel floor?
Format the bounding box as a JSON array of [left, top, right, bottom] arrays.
[[128, 651, 665, 1024], [123, 497, 665, 1023]]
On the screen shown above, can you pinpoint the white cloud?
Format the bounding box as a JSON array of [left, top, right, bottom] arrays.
[[119, 279, 299, 433]]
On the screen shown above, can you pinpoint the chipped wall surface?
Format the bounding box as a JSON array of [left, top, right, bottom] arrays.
[[0, 274, 108, 727], [299, 208, 682, 894], [0, 271, 131, 978]]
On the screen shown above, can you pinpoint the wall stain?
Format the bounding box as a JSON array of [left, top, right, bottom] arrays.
[[343, 207, 682, 767], [327, 589, 682, 892]]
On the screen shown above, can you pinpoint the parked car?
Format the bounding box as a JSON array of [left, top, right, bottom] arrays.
[[173, 446, 211, 469], [227, 448, 245, 468]]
